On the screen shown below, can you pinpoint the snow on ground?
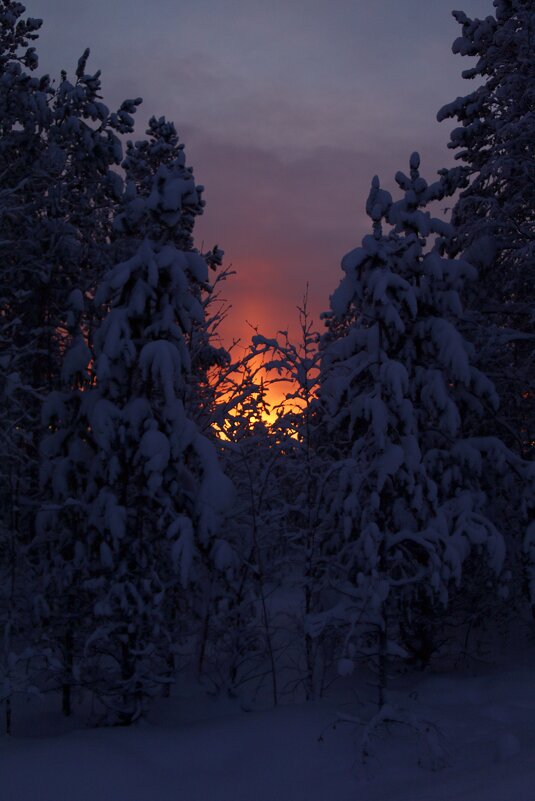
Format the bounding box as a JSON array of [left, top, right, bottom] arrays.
[[2, 649, 535, 801]]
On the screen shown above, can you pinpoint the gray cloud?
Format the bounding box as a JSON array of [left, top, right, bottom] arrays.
[[185, 127, 453, 341], [29, 0, 492, 344]]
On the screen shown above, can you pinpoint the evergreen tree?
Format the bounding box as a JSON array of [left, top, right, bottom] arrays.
[[33, 68, 141, 715], [437, 1, 535, 455], [317, 154, 532, 702], [120, 116, 230, 432], [0, 3, 141, 719], [71, 129, 232, 723], [2, 20, 141, 447], [37, 289, 93, 716], [0, 1, 52, 731]]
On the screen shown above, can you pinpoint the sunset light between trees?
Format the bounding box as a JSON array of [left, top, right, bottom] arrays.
[[1, 2, 534, 800]]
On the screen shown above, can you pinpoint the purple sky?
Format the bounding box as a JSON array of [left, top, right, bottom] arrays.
[[32, 0, 492, 348]]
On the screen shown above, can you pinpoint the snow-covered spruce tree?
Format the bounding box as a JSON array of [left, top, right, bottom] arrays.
[[33, 66, 141, 717], [71, 131, 232, 723], [318, 154, 532, 703], [2, 28, 141, 445], [43, 50, 142, 346], [120, 116, 230, 434], [0, 22, 142, 717], [0, 1, 50, 528], [0, 2, 53, 731], [437, 1, 535, 456], [37, 289, 93, 717]]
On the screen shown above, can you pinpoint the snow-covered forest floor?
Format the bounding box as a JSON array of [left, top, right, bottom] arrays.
[[3, 638, 535, 801]]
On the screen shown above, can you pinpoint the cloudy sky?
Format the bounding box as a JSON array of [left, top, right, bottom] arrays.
[[31, 0, 492, 347]]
